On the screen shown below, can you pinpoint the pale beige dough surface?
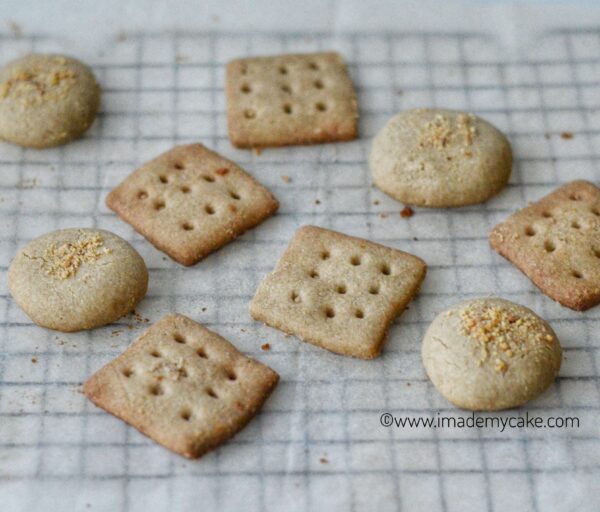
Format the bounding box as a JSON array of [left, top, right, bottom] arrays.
[[369, 108, 512, 207], [422, 298, 562, 411], [0, 53, 100, 148], [8, 228, 148, 332]]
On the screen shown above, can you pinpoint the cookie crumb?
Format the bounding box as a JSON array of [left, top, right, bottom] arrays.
[[281, 175, 292, 183], [315, 199, 321, 205], [7, 21, 22, 38], [373, 199, 380, 205], [31, 357, 37, 364], [400, 206, 414, 218], [459, 302, 551, 370], [41, 233, 111, 280], [560, 131, 574, 140], [261, 343, 271, 351], [319, 457, 328, 464], [379, 213, 388, 219]]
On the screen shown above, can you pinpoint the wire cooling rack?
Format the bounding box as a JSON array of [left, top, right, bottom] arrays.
[[0, 29, 599, 512]]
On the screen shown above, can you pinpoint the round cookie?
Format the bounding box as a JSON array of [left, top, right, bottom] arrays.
[[422, 298, 562, 411], [0, 54, 100, 148], [369, 108, 512, 207], [8, 228, 148, 332]]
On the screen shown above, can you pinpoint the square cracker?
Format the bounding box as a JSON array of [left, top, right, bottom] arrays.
[[106, 143, 279, 265], [226, 52, 358, 148], [250, 226, 427, 359], [84, 314, 279, 459], [490, 180, 600, 311]]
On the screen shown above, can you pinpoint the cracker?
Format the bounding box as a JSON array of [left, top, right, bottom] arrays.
[[226, 52, 358, 148], [250, 226, 426, 359], [84, 314, 279, 459], [490, 180, 600, 311], [106, 143, 279, 265]]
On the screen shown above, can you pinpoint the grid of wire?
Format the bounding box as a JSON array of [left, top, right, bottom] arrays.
[[0, 29, 599, 511]]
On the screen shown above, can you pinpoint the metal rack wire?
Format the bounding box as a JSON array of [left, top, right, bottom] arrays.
[[0, 29, 599, 511]]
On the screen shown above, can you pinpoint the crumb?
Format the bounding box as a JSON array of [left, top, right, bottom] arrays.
[[400, 206, 414, 218], [31, 357, 37, 364], [315, 199, 321, 205], [459, 302, 553, 371], [253, 147, 262, 156], [406, 382, 411, 387], [373, 199, 380, 205], [379, 213, 388, 219], [41, 234, 110, 280], [560, 131, 574, 140], [261, 343, 271, 351], [19, 177, 37, 189], [281, 175, 292, 183], [413, 237, 418, 241], [201, 307, 207, 312], [111, 330, 122, 337], [319, 457, 328, 464], [7, 21, 22, 38], [241, 328, 246, 332]]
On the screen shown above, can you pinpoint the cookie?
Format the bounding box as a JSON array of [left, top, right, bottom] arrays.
[[369, 108, 512, 207], [0, 54, 100, 148], [250, 226, 426, 359], [106, 143, 279, 266], [84, 314, 279, 459], [226, 52, 358, 148], [490, 180, 600, 311], [8, 228, 147, 332], [422, 298, 562, 411]]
